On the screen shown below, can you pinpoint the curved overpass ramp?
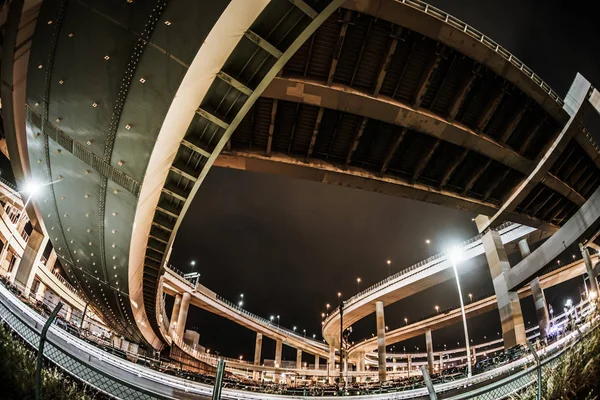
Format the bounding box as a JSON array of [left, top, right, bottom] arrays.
[[161, 267, 330, 358], [3, 0, 343, 348]]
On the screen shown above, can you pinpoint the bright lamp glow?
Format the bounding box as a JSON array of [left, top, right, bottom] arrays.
[[590, 291, 597, 300], [565, 298, 573, 308], [447, 246, 464, 263], [22, 180, 42, 196]]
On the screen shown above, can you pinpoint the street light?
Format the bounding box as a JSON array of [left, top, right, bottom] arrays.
[[326, 303, 330, 316], [435, 305, 439, 313], [425, 239, 431, 255], [404, 317, 408, 325], [447, 245, 472, 378], [190, 260, 196, 267], [293, 326, 297, 332], [356, 277, 361, 292], [303, 329, 306, 338], [277, 315, 280, 327], [468, 293, 473, 302], [386, 259, 391, 277]]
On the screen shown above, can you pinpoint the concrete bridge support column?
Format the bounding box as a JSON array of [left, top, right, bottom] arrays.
[[275, 339, 282, 367], [296, 349, 302, 370], [253, 333, 262, 380], [439, 353, 444, 372], [407, 355, 412, 378], [13, 229, 47, 295], [46, 249, 57, 271], [425, 329, 434, 375], [375, 301, 387, 382], [175, 292, 191, 340], [518, 239, 531, 258], [169, 294, 181, 334], [64, 304, 72, 322], [314, 354, 319, 370], [328, 343, 335, 384], [581, 243, 599, 294], [477, 215, 526, 348], [531, 277, 550, 340], [471, 346, 477, 365], [274, 339, 283, 383], [35, 281, 46, 302]]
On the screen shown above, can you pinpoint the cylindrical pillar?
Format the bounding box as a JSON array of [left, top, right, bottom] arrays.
[[274, 339, 283, 383], [169, 294, 182, 334], [580, 243, 599, 294], [425, 329, 434, 375], [175, 292, 191, 340], [530, 277, 550, 340], [375, 301, 386, 382], [407, 355, 411, 378], [328, 343, 335, 384], [314, 354, 319, 370], [518, 239, 531, 258], [275, 339, 282, 367], [35, 281, 46, 302], [253, 333, 263, 380], [296, 348, 302, 370]]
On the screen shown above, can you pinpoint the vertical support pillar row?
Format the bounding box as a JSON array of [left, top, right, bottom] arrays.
[[375, 301, 387, 382], [425, 329, 434, 375], [530, 277, 550, 340], [175, 292, 191, 340]]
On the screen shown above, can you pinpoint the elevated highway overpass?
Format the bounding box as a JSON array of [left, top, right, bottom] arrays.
[[160, 267, 330, 359], [321, 222, 539, 346], [2, 0, 599, 353], [348, 255, 596, 359]]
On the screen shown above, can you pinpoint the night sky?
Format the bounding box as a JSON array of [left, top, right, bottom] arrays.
[[168, 1, 600, 362]]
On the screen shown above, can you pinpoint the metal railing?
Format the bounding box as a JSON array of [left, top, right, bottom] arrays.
[[399, 0, 600, 155], [165, 266, 328, 350], [325, 222, 514, 326]]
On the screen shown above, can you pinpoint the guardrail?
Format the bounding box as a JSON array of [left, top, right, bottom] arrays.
[[165, 266, 328, 350], [1, 281, 597, 400], [324, 222, 514, 326]]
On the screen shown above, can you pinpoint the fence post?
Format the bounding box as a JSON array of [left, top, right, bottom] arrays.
[[36, 302, 63, 400], [212, 358, 226, 400], [420, 365, 438, 400], [526, 340, 541, 400]]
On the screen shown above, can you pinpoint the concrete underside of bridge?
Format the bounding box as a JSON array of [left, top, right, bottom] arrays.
[[2, 0, 599, 351]]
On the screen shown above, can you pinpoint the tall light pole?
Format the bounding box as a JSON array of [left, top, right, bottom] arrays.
[[386, 259, 391, 277], [356, 277, 361, 293], [277, 315, 280, 328], [448, 246, 472, 378], [425, 239, 431, 255]]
